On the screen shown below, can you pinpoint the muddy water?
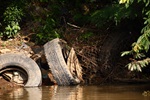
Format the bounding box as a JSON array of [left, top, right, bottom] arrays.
[[0, 84, 150, 100]]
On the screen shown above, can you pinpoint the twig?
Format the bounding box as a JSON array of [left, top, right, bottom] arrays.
[[77, 52, 98, 67], [67, 22, 81, 28]]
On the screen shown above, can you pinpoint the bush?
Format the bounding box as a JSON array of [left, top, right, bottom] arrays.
[[0, 5, 23, 39]]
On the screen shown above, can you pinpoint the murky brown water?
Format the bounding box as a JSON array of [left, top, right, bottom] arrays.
[[0, 84, 150, 100]]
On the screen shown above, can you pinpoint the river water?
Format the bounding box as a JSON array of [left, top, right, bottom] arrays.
[[0, 84, 150, 100]]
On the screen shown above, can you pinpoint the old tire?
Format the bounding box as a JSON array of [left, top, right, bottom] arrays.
[[0, 53, 42, 87], [44, 38, 80, 85]]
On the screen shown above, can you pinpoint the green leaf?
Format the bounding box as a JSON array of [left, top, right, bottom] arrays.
[[121, 51, 131, 56], [136, 64, 142, 72], [14, 30, 18, 33], [133, 63, 137, 70], [127, 63, 132, 70], [130, 65, 134, 71], [119, 0, 127, 4], [6, 31, 10, 35], [145, 0, 150, 7], [5, 25, 11, 30]]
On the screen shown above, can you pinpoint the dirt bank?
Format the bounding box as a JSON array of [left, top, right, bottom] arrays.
[[0, 77, 21, 95], [0, 29, 150, 87]]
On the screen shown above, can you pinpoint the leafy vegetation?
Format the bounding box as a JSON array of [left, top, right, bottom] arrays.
[[120, 0, 150, 71], [35, 17, 60, 44], [91, 4, 132, 27], [0, 5, 23, 39]]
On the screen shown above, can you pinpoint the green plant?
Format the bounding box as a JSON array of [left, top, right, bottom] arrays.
[[91, 3, 132, 27], [120, 0, 150, 71], [79, 31, 93, 41], [35, 16, 60, 44], [1, 5, 23, 38]]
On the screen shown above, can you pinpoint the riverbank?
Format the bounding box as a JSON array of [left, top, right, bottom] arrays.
[[0, 77, 21, 95]]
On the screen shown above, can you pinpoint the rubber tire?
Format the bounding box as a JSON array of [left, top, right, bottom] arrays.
[[0, 53, 42, 87], [44, 38, 80, 85]]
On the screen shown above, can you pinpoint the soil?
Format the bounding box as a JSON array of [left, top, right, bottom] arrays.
[[0, 34, 34, 56], [0, 77, 21, 95]]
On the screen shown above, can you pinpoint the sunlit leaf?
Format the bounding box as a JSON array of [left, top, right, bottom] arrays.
[[133, 63, 137, 70], [130, 65, 134, 71], [127, 63, 132, 70], [136, 64, 142, 72], [133, 44, 141, 53], [119, 0, 127, 4], [121, 51, 131, 56]]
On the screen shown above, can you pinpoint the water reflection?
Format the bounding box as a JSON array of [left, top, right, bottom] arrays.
[[0, 84, 150, 100], [49, 86, 83, 100]]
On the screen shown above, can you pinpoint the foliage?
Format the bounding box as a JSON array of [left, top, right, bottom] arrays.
[[125, 58, 150, 72], [26, 1, 62, 44], [1, 6, 23, 38], [91, 4, 132, 27], [35, 16, 60, 44], [80, 32, 93, 39], [120, 0, 150, 71], [29, 0, 93, 44]]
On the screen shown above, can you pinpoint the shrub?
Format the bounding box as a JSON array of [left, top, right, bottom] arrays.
[[1, 5, 23, 39]]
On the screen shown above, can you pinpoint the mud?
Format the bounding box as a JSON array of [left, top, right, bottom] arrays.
[[0, 77, 21, 95]]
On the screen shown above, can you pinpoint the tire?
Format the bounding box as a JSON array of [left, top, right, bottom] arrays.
[[0, 53, 42, 87], [44, 38, 80, 85]]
